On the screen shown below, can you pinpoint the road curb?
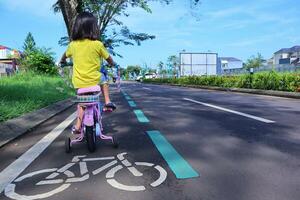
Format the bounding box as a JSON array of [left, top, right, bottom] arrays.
[[144, 82, 300, 99], [0, 98, 75, 148]]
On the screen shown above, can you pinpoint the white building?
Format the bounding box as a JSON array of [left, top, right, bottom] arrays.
[[273, 45, 300, 65], [220, 57, 243, 73], [0, 45, 20, 59]]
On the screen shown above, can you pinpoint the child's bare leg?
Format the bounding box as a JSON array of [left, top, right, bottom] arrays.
[[100, 83, 116, 110], [101, 83, 111, 104], [75, 105, 84, 130]]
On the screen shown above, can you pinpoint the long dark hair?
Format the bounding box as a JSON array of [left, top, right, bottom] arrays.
[[71, 12, 99, 41]]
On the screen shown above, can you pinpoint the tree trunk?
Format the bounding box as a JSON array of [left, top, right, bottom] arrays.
[[58, 0, 81, 38]]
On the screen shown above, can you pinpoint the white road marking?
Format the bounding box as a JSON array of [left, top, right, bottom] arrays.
[[63, 170, 75, 177], [0, 112, 76, 193], [106, 179, 145, 191], [183, 98, 275, 123], [105, 165, 123, 179], [57, 163, 75, 173], [5, 182, 71, 200], [92, 160, 118, 175], [79, 162, 88, 175], [142, 87, 152, 90], [72, 155, 86, 162], [121, 159, 132, 167], [151, 165, 167, 187], [127, 166, 143, 177], [134, 162, 154, 167], [36, 179, 64, 185], [66, 174, 89, 183], [14, 169, 57, 183], [83, 156, 114, 162], [46, 172, 60, 179]]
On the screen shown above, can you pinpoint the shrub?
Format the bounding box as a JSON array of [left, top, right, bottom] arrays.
[[144, 71, 300, 92], [22, 48, 58, 75]]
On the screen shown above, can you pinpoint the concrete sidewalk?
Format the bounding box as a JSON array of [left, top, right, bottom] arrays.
[[0, 98, 75, 148]]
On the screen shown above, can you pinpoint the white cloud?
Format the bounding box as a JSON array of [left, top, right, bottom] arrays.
[[226, 30, 293, 48]]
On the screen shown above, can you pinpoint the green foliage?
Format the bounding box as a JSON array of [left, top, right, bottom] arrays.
[[244, 53, 264, 70], [167, 55, 179, 77], [126, 65, 142, 76], [143, 71, 300, 92], [0, 71, 74, 122], [21, 48, 58, 75], [54, 0, 201, 56], [23, 32, 36, 54]]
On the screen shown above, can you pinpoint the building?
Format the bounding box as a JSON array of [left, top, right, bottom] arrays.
[[273, 45, 300, 65], [0, 45, 21, 76], [0, 45, 21, 63], [220, 57, 243, 71]]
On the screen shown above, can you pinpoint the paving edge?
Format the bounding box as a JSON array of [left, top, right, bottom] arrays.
[[143, 82, 300, 99], [0, 98, 75, 148]]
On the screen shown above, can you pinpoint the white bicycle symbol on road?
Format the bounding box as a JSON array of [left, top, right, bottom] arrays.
[[5, 152, 167, 200]]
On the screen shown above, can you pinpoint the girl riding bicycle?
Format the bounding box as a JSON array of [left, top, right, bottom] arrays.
[[60, 11, 116, 134]]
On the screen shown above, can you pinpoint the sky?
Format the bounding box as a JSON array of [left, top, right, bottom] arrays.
[[1, 0, 300, 68]]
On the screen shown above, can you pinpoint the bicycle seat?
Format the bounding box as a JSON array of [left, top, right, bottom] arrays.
[[77, 85, 101, 95]]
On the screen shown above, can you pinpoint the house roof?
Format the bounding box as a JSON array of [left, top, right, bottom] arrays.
[[220, 57, 242, 62], [0, 45, 12, 50], [275, 45, 300, 54]]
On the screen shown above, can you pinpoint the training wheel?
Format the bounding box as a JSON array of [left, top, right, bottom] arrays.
[[112, 135, 119, 148], [65, 137, 71, 153]]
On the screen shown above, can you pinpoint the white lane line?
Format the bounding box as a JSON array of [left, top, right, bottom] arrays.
[[142, 87, 152, 90], [183, 98, 275, 123], [0, 112, 76, 193]]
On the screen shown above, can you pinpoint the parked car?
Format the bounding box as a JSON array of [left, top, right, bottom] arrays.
[[136, 75, 143, 82], [144, 73, 156, 79]]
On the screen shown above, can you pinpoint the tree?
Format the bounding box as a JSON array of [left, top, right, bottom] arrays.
[[244, 53, 264, 70], [23, 32, 36, 54], [53, 0, 201, 55], [157, 61, 164, 73], [126, 65, 142, 77], [167, 55, 179, 77]]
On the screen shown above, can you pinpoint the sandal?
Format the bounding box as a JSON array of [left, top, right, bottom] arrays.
[[104, 102, 117, 111], [72, 126, 81, 135]]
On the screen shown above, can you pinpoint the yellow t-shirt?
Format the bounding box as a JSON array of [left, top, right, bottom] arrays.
[[65, 39, 109, 88]]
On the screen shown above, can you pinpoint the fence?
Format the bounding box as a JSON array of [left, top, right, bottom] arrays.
[[222, 64, 300, 75], [0, 63, 14, 77]]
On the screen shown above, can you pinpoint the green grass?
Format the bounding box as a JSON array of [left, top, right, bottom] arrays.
[[0, 71, 75, 122]]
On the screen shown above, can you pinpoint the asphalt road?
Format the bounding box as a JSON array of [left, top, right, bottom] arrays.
[[1, 81, 300, 200]]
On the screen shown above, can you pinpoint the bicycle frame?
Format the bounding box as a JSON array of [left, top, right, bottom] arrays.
[[70, 85, 113, 145]]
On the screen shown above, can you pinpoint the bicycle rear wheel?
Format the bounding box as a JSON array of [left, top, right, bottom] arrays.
[[86, 126, 96, 152]]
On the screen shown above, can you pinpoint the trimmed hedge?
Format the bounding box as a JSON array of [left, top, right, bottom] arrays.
[[144, 71, 300, 92]]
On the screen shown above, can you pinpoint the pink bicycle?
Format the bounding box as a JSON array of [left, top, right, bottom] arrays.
[[58, 62, 120, 153], [65, 85, 118, 153]]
